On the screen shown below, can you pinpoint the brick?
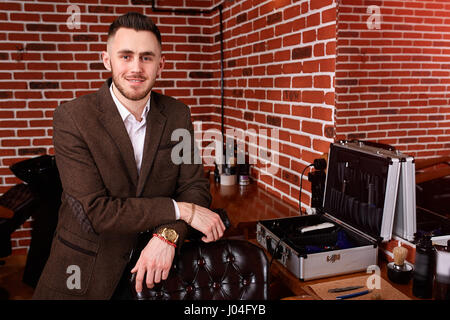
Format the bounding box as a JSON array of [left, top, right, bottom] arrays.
[[303, 60, 319, 73], [292, 46, 312, 59], [313, 107, 333, 121], [318, 24, 336, 40], [283, 90, 301, 102], [314, 75, 331, 88], [302, 90, 324, 103], [267, 12, 282, 25], [302, 29, 316, 43], [236, 13, 247, 24], [29, 82, 59, 90], [292, 76, 312, 88], [283, 118, 300, 130], [2, 139, 30, 147], [292, 105, 311, 119], [306, 12, 321, 28], [189, 71, 213, 79], [336, 79, 357, 86], [267, 115, 281, 127], [275, 77, 290, 88], [0, 91, 12, 99], [302, 120, 323, 136], [26, 43, 56, 51], [26, 24, 57, 32], [310, 0, 333, 10], [73, 34, 98, 42], [324, 126, 335, 138], [282, 62, 302, 74]]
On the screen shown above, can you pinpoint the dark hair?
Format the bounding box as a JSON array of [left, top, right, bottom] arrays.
[[108, 12, 162, 46]]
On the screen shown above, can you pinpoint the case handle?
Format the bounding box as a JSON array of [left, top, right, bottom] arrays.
[[346, 140, 396, 152]]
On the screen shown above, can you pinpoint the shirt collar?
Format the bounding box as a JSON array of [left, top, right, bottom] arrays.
[[109, 83, 150, 122]]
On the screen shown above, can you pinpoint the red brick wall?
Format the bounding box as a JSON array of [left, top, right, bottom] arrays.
[[211, 0, 336, 210], [336, 0, 450, 158], [1, 0, 337, 254]]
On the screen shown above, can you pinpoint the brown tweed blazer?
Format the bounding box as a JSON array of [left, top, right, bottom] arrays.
[[32, 78, 211, 300]]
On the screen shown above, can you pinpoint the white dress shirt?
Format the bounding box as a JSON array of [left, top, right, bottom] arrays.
[[110, 84, 180, 220]]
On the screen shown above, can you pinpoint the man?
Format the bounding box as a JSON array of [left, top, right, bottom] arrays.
[[33, 12, 225, 300]]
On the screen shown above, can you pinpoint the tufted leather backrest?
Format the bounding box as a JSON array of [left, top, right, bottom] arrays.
[[129, 239, 269, 300]]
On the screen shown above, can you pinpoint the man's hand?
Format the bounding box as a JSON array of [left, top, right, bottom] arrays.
[[130, 236, 175, 293], [177, 202, 226, 242]]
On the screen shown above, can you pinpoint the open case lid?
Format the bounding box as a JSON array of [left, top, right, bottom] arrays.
[[321, 140, 402, 242]]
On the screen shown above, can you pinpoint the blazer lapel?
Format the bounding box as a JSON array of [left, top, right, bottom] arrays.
[[136, 91, 167, 196], [96, 80, 139, 187]]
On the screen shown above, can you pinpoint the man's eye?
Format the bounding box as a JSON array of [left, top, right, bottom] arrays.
[[142, 56, 151, 61], [122, 55, 129, 60]]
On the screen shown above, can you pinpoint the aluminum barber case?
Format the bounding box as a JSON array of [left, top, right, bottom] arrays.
[[256, 140, 416, 280]]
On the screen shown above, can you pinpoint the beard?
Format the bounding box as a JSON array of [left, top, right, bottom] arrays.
[[111, 67, 152, 101]]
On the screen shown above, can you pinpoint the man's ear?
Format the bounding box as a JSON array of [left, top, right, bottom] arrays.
[[102, 51, 111, 71], [157, 55, 165, 77]]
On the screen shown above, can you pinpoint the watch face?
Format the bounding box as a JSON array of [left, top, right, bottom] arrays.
[[162, 228, 178, 243]]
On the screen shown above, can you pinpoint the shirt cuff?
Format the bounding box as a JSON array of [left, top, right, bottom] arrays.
[[172, 199, 180, 220]]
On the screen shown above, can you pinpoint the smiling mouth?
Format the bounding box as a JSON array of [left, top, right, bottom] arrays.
[[126, 78, 146, 84]]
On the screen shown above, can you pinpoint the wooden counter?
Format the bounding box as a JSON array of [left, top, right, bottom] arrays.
[[210, 176, 300, 239], [209, 176, 420, 300]]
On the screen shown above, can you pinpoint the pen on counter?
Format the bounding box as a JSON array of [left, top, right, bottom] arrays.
[[328, 285, 365, 293], [336, 289, 371, 300]]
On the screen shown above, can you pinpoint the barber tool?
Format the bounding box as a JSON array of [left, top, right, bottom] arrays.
[[328, 285, 364, 293], [214, 162, 221, 183], [412, 233, 435, 299], [434, 240, 450, 300], [300, 222, 334, 233], [336, 289, 371, 300], [308, 158, 327, 208], [238, 163, 250, 186], [387, 246, 413, 284]]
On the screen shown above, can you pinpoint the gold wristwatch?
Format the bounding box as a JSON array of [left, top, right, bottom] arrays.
[[157, 227, 179, 245]]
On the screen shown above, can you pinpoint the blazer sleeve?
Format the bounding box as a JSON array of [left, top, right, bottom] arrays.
[[53, 105, 178, 236], [153, 107, 212, 249]]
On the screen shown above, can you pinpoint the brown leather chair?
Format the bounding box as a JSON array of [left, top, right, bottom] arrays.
[[129, 239, 270, 300]]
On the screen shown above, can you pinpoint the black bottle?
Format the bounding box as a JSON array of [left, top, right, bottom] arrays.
[[434, 240, 450, 300], [412, 234, 435, 299], [213, 162, 220, 184]]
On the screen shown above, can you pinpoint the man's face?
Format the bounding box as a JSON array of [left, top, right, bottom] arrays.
[[102, 27, 164, 102]]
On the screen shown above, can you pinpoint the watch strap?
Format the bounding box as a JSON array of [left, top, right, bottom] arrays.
[[153, 233, 177, 248]]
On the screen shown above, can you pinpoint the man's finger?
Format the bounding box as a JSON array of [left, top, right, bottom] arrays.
[[154, 268, 162, 284], [202, 235, 212, 243], [130, 263, 138, 274], [162, 268, 170, 281], [135, 267, 145, 293], [146, 268, 155, 289]]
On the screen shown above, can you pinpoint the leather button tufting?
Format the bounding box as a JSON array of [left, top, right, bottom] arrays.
[[198, 258, 206, 266], [226, 254, 235, 262], [128, 239, 269, 300]]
